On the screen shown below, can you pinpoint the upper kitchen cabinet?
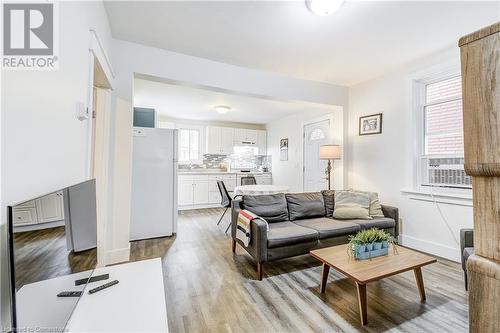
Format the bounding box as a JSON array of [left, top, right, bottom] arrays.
[[207, 126, 266, 155], [206, 126, 234, 155], [256, 130, 266, 155], [220, 127, 234, 155], [234, 128, 258, 146]]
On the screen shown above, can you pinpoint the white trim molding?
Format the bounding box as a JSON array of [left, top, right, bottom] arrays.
[[89, 28, 115, 79], [105, 246, 131, 266]]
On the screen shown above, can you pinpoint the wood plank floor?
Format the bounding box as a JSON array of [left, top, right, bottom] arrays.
[[13, 226, 96, 289], [130, 208, 469, 333]]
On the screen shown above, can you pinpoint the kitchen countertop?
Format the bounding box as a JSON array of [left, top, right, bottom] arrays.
[[178, 170, 271, 175]]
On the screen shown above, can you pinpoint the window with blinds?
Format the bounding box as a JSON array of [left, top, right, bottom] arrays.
[[420, 75, 471, 188]]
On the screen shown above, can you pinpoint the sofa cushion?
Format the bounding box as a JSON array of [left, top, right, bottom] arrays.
[[351, 190, 385, 217], [321, 190, 335, 217], [333, 191, 371, 220], [286, 192, 325, 221], [294, 217, 360, 239], [242, 193, 288, 223], [267, 221, 319, 248], [346, 217, 395, 230]]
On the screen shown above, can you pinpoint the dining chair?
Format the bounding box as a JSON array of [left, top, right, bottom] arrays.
[[216, 180, 240, 233], [241, 176, 257, 185]]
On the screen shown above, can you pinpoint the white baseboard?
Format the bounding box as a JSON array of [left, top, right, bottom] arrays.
[[400, 234, 460, 262], [105, 246, 130, 265], [178, 203, 220, 210]]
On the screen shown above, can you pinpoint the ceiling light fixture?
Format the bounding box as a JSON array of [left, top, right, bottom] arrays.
[[214, 105, 231, 114], [306, 0, 345, 16]]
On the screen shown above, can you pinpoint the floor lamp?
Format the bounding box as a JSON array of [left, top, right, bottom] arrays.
[[319, 144, 341, 190]]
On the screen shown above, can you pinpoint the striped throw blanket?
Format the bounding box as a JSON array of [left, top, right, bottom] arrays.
[[237, 210, 269, 247]]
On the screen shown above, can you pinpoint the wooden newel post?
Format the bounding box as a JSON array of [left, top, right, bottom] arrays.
[[459, 22, 500, 333]]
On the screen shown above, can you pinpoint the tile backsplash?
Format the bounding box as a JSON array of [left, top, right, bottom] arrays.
[[179, 151, 272, 171]]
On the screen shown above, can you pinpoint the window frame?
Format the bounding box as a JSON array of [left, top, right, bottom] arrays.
[[411, 67, 471, 196], [176, 125, 203, 165]]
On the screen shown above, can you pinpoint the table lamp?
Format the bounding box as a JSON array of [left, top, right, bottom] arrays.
[[319, 144, 341, 190]]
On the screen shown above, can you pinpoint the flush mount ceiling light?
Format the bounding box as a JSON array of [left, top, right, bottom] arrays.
[[306, 0, 345, 16], [214, 105, 231, 114]]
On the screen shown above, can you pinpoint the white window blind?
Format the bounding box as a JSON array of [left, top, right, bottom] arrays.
[[178, 128, 200, 163]]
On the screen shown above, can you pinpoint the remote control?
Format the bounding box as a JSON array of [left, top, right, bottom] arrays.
[[88, 280, 119, 294], [75, 273, 109, 286], [57, 291, 82, 298]]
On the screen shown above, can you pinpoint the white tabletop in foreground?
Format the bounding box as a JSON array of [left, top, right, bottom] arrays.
[[234, 185, 289, 196], [67, 258, 168, 332]]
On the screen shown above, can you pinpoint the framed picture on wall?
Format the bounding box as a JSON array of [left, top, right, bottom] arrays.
[[280, 138, 288, 161], [359, 113, 383, 135]]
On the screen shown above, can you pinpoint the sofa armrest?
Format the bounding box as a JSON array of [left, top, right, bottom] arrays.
[[231, 199, 268, 263], [381, 204, 399, 238], [460, 228, 474, 269]]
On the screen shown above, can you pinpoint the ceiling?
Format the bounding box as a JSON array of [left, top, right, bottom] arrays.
[[104, 1, 499, 86], [134, 78, 336, 124]]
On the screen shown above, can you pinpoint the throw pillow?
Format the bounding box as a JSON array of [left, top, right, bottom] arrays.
[[351, 190, 384, 217], [333, 191, 372, 220]]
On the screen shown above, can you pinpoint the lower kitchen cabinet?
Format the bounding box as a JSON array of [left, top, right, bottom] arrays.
[[12, 191, 65, 227], [178, 175, 210, 208], [236, 173, 272, 186], [178, 173, 269, 210]]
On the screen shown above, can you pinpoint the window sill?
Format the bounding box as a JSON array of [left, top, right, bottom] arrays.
[[401, 189, 472, 207]]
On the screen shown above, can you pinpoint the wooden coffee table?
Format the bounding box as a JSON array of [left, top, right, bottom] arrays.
[[310, 245, 437, 325]]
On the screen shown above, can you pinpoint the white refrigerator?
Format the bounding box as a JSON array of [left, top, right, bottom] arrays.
[[130, 127, 178, 241]]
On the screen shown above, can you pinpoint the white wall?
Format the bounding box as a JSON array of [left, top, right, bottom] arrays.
[[347, 47, 472, 262], [0, 1, 113, 328], [266, 107, 344, 193]]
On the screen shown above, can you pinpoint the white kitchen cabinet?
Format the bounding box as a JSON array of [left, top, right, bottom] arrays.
[[13, 191, 64, 226], [234, 128, 258, 146], [220, 127, 234, 154], [206, 126, 221, 154], [12, 208, 38, 226], [208, 174, 236, 204], [178, 178, 195, 206], [179, 172, 271, 209], [36, 191, 64, 223], [257, 130, 267, 155], [178, 175, 210, 208], [206, 126, 234, 155], [208, 191, 222, 204], [193, 180, 209, 204], [254, 174, 272, 185]]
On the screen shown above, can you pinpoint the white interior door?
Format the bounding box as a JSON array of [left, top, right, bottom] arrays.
[[303, 119, 331, 192]]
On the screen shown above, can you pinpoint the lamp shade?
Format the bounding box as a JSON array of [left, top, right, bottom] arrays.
[[319, 144, 341, 160]]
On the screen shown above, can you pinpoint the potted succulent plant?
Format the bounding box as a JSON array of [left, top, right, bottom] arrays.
[[347, 228, 397, 260]]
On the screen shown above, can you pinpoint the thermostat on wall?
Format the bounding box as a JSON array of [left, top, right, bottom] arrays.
[[76, 102, 89, 121]]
